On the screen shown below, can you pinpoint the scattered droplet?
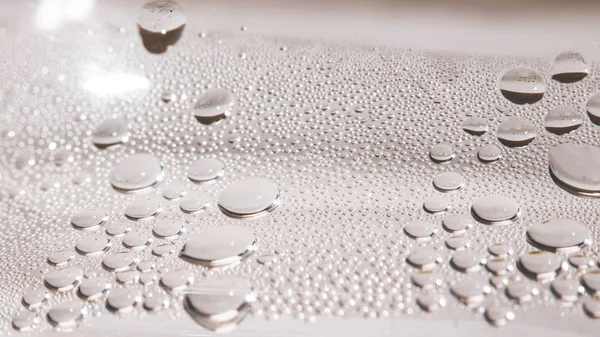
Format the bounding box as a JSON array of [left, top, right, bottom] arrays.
[[22, 288, 50, 311], [47, 250, 74, 266], [544, 106, 582, 135], [138, 0, 186, 54], [406, 248, 441, 271], [551, 51, 588, 83], [180, 192, 209, 213], [46, 301, 86, 330], [125, 195, 162, 220], [450, 276, 489, 306], [484, 304, 514, 327], [44, 266, 83, 292], [462, 117, 488, 135], [152, 219, 184, 239], [102, 252, 137, 272], [77, 276, 110, 301], [122, 231, 152, 250], [551, 277, 583, 302], [518, 251, 562, 281], [450, 250, 481, 272], [432, 172, 464, 192], [106, 288, 142, 313], [442, 215, 471, 234], [91, 118, 128, 148], [71, 208, 108, 231], [416, 293, 446, 313], [477, 144, 501, 163], [506, 281, 537, 302], [160, 269, 194, 291], [429, 143, 454, 163], [403, 220, 437, 241]]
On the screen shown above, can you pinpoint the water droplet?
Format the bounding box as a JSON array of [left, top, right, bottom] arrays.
[[122, 231, 152, 250], [218, 178, 280, 218], [551, 277, 583, 302], [526, 219, 590, 252], [488, 243, 513, 257], [411, 271, 440, 289], [544, 106, 582, 135], [568, 255, 594, 270], [450, 276, 489, 306], [47, 250, 74, 266], [47, 301, 86, 330], [152, 243, 176, 257], [582, 270, 600, 296], [162, 180, 186, 200], [484, 304, 514, 326], [91, 118, 129, 148], [125, 195, 162, 220], [77, 276, 111, 301], [583, 298, 600, 318], [105, 220, 130, 237], [160, 269, 194, 291], [12, 311, 40, 332], [102, 252, 137, 272], [450, 250, 481, 272], [53, 150, 74, 166], [180, 224, 256, 267], [152, 219, 184, 239], [518, 251, 562, 281], [44, 266, 83, 292], [506, 281, 537, 302], [106, 288, 142, 313], [586, 91, 600, 124], [416, 293, 446, 313], [188, 158, 224, 182], [406, 248, 441, 271], [71, 208, 108, 231], [22, 288, 50, 310], [496, 117, 537, 147], [441, 215, 471, 234], [471, 195, 519, 224], [549, 143, 600, 197], [116, 270, 140, 284], [477, 144, 502, 163], [486, 258, 511, 275], [75, 236, 111, 256], [110, 154, 163, 193], [180, 192, 210, 213], [138, 0, 186, 54], [551, 51, 589, 83], [137, 260, 156, 273], [462, 117, 488, 135], [423, 196, 449, 214], [403, 220, 437, 241], [498, 67, 545, 104], [445, 236, 469, 250], [144, 293, 169, 312], [429, 143, 454, 163], [433, 172, 464, 192], [193, 88, 234, 124]]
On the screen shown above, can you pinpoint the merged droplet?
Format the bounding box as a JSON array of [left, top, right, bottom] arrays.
[[549, 143, 600, 197], [184, 275, 255, 332], [180, 224, 257, 267], [498, 67, 545, 104], [188, 158, 224, 182], [138, 0, 186, 54], [432, 171, 464, 192], [193, 88, 234, 124], [544, 106, 582, 135], [91, 117, 128, 148], [110, 154, 163, 193], [496, 116, 537, 147], [526, 219, 590, 252], [551, 51, 589, 83], [218, 178, 280, 218], [471, 195, 519, 224]]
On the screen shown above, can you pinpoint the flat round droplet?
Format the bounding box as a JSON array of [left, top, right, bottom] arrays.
[[471, 195, 519, 224], [102, 252, 137, 272], [451, 250, 481, 272], [116, 270, 140, 285], [484, 304, 515, 327], [569, 255, 594, 270], [486, 258, 511, 276], [433, 172, 464, 192], [152, 219, 184, 239], [488, 243, 513, 257], [75, 236, 111, 256], [477, 144, 501, 163], [22, 288, 50, 310], [506, 281, 537, 302], [162, 180, 186, 200], [416, 293, 446, 313], [78, 276, 110, 301], [180, 192, 209, 213], [496, 117, 537, 147], [180, 225, 256, 267], [429, 143, 454, 163], [144, 293, 169, 312], [122, 231, 152, 250], [137, 260, 156, 273], [526, 219, 590, 252], [110, 154, 163, 193], [91, 118, 128, 148], [551, 277, 583, 302], [47, 301, 85, 330], [549, 143, 600, 197], [404, 220, 437, 241], [498, 67, 545, 104], [188, 158, 224, 182], [450, 276, 489, 305], [583, 298, 600, 318], [47, 250, 74, 266], [582, 270, 600, 296], [140, 272, 159, 285], [518, 251, 562, 281], [160, 269, 194, 291], [406, 248, 440, 271], [544, 106, 582, 135], [586, 91, 600, 124], [125, 195, 162, 220], [184, 275, 254, 321], [193, 89, 234, 124], [71, 208, 107, 231], [44, 266, 83, 292], [106, 288, 142, 313], [445, 236, 469, 250], [105, 220, 130, 237], [218, 178, 280, 217], [423, 196, 449, 214], [442, 215, 471, 234], [462, 117, 488, 135], [153, 244, 176, 257], [411, 271, 440, 289], [12, 311, 40, 332], [551, 51, 589, 83]]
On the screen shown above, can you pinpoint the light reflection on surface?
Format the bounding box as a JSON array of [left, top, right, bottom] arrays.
[[82, 71, 151, 97], [35, 0, 95, 30]]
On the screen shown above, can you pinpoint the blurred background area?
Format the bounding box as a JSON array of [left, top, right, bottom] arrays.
[[1, 0, 600, 58]]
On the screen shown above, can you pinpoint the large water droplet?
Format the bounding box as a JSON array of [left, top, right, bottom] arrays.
[[526, 219, 590, 252], [498, 67, 545, 104], [551, 51, 589, 83], [471, 195, 519, 224], [138, 0, 186, 54], [47, 301, 86, 330], [44, 266, 83, 292], [549, 143, 600, 197], [518, 251, 562, 281]]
